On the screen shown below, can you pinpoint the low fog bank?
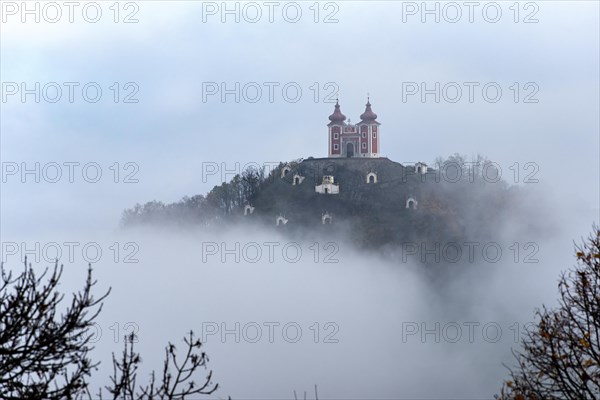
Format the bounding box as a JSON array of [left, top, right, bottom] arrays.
[[87, 219, 580, 398], [1, 182, 596, 398]]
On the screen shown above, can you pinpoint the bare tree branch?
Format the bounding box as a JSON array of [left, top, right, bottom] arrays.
[[0, 258, 110, 400], [496, 226, 600, 399]]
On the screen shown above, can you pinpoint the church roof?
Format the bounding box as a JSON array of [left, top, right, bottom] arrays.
[[328, 100, 347, 125], [359, 99, 378, 123]]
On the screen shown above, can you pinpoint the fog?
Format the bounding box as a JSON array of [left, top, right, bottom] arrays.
[[2, 182, 594, 398], [1, 0, 599, 398]]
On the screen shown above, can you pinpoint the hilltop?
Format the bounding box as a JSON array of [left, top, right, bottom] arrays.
[[121, 100, 534, 255], [121, 154, 519, 251]]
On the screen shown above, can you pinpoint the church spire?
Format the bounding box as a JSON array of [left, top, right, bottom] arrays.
[[360, 97, 378, 122], [328, 99, 347, 124]]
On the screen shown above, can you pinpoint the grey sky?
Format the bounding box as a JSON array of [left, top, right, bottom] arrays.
[[1, 1, 599, 397], [2, 1, 598, 236]]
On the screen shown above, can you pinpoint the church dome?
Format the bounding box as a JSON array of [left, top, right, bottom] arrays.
[[360, 99, 378, 122], [328, 100, 346, 124]]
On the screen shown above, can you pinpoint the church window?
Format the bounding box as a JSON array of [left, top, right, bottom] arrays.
[[333, 144, 339, 150], [362, 142, 367, 149], [334, 133, 338, 139]]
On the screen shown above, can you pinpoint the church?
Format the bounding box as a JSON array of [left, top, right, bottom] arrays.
[[327, 99, 380, 158]]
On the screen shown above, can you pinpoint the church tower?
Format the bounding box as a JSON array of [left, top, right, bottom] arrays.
[[327, 100, 346, 157], [327, 98, 380, 158], [357, 98, 381, 158]]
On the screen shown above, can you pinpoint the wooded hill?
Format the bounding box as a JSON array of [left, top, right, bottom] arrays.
[[122, 154, 524, 252]]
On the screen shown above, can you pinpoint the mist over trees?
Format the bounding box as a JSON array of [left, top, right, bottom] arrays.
[[120, 154, 542, 254], [121, 165, 267, 227]]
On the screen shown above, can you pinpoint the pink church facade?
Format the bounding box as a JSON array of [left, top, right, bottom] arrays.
[[327, 99, 380, 158]]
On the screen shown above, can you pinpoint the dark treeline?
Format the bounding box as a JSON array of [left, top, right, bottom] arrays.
[[120, 154, 543, 254], [121, 163, 272, 227]]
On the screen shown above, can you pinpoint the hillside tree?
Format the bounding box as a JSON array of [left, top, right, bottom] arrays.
[[496, 227, 600, 399]]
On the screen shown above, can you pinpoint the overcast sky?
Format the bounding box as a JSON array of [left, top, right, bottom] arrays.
[[2, 0, 598, 236], [1, 1, 599, 398]]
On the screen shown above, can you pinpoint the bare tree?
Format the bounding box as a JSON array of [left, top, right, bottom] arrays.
[[0, 259, 110, 399], [99, 331, 221, 400], [293, 384, 319, 400], [1, 259, 226, 399], [496, 227, 600, 399]]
